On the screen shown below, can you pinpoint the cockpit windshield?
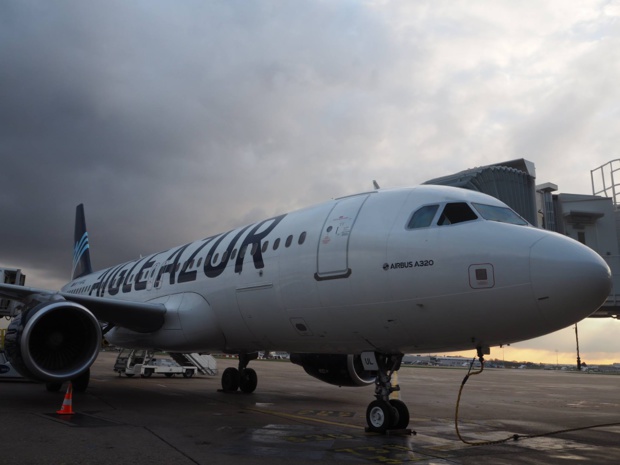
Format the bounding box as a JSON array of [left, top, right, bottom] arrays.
[[472, 203, 528, 225], [407, 202, 479, 229], [407, 205, 439, 229]]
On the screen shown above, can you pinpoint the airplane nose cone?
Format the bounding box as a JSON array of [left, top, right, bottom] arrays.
[[530, 235, 611, 328]]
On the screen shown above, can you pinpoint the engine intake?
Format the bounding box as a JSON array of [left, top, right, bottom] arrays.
[[4, 301, 102, 382], [290, 353, 376, 387]]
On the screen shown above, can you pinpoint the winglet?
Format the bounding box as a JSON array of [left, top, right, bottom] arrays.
[[72, 204, 93, 280]]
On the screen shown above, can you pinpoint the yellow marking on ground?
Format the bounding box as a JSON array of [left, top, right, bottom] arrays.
[[248, 407, 365, 430]]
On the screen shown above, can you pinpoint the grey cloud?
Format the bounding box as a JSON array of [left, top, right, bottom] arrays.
[[0, 1, 397, 282], [1, 1, 620, 361]]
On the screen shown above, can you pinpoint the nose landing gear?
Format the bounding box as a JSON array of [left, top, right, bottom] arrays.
[[365, 354, 411, 434]]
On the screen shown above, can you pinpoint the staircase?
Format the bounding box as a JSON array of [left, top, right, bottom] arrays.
[[169, 353, 218, 376]]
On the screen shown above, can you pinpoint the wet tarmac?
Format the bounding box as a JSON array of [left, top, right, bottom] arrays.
[[2, 351, 620, 464]]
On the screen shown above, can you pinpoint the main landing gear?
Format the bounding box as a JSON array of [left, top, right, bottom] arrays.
[[220, 353, 258, 393], [365, 354, 410, 434]]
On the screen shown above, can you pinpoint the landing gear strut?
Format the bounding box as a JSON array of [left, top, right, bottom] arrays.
[[220, 352, 258, 393], [365, 354, 410, 434]]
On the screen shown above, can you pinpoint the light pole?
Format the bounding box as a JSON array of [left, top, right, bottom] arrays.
[[575, 323, 582, 371]]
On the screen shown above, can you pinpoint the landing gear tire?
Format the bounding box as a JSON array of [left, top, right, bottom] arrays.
[[221, 367, 240, 391], [239, 368, 258, 393], [366, 400, 396, 434], [389, 399, 410, 430], [46, 382, 63, 392], [72, 368, 90, 392]]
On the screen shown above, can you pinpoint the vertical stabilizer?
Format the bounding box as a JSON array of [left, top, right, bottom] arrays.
[[72, 204, 93, 280]]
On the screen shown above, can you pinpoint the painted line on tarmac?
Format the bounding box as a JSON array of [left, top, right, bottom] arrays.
[[247, 407, 365, 430]]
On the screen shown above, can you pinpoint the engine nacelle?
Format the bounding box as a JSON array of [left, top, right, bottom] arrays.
[[4, 301, 102, 382], [290, 353, 376, 387]]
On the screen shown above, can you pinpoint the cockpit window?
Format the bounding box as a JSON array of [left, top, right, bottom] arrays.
[[437, 202, 478, 226], [407, 205, 439, 229], [472, 203, 528, 225]]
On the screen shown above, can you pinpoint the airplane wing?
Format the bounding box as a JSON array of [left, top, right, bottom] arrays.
[[0, 282, 166, 333]]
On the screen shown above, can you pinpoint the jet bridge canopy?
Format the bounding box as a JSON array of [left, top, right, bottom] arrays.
[[424, 158, 537, 225]]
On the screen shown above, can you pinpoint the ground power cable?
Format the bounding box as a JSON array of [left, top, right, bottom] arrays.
[[454, 353, 620, 446]]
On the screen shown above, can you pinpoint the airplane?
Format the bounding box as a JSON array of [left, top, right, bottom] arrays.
[[0, 185, 612, 433]]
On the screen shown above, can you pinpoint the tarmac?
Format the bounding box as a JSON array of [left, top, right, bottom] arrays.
[[2, 351, 620, 464]]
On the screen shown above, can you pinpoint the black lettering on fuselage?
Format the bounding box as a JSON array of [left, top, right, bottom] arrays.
[[134, 257, 156, 291], [89, 269, 110, 296], [107, 268, 127, 296], [86, 213, 289, 293], [157, 244, 191, 286], [121, 258, 144, 293], [102, 264, 125, 296], [204, 226, 252, 278], [178, 237, 215, 284], [92, 265, 120, 297], [234, 214, 286, 274]]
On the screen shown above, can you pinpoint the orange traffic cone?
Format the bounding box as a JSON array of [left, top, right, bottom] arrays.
[[56, 383, 74, 415]]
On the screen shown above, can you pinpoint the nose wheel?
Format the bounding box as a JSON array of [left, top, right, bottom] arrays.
[[365, 354, 411, 434]]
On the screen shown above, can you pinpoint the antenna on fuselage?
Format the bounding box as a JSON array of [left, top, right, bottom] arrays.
[[372, 180, 380, 190]]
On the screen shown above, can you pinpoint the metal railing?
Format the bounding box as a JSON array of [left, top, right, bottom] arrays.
[[591, 159, 620, 206]]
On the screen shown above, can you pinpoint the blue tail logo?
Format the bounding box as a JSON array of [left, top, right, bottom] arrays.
[[72, 204, 93, 280]]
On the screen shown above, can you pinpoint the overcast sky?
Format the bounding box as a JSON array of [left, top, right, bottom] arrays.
[[1, 1, 620, 364]]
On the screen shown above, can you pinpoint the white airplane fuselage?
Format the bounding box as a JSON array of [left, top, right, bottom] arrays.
[[61, 185, 611, 356]]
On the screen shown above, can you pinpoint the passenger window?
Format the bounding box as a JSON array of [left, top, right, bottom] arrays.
[[285, 235, 293, 247], [250, 243, 258, 255], [262, 241, 269, 253], [273, 238, 280, 250], [298, 232, 307, 245], [196, 257, 203, 267], [437, 203, 478, 226], [407, 205, 439, 229], [230, 250, 236, 260]]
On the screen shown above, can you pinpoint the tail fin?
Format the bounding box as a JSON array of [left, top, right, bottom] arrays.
[[72, 204, 93, 280]]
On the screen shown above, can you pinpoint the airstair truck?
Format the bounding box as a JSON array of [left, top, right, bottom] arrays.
[[0, 268, 26, 379], [114, 349, 198, 378]]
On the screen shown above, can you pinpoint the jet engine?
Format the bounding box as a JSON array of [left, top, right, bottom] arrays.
[[4, 301, 101, 382], [290, 353, 376, 387]]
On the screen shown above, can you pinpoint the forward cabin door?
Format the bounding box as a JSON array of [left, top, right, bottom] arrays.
[[315, 194, 369, 280]]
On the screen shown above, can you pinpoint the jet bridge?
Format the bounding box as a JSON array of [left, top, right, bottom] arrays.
[[424, 158, 538, 225]]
